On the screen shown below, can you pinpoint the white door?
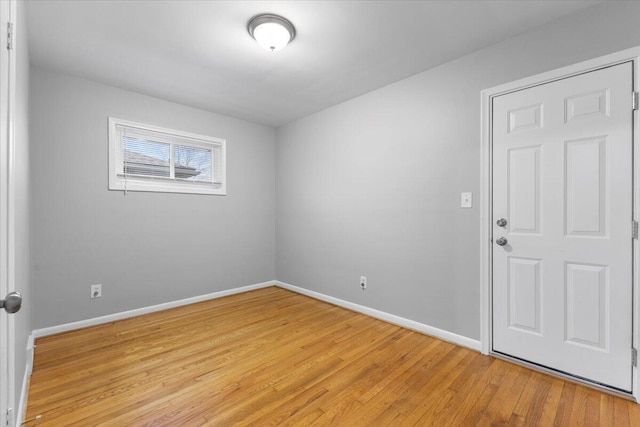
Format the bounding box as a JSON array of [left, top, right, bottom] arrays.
[[0, 0, 9, 421], [0, 0, 17, 424], [492, 62, 634, 391]]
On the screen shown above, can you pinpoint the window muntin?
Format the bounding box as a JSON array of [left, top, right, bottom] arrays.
[[108, 118, 226, 195]]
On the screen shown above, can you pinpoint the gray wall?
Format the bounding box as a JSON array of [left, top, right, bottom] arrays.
[[275, 1, 640, 340], [14, 0, 31, 408], [30, 68, 276, 329], [28, 1, 640, 340]]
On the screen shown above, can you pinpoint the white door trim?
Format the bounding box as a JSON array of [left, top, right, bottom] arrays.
[[480, 46, 640, 401]]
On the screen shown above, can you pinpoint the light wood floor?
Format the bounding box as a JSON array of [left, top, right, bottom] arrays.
[[25, 287, 640, 426]]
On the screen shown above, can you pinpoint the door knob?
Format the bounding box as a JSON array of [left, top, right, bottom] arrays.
[[496, 237, 508, 246], [496, 218, 507, 227], [1, 291, 22, 314]]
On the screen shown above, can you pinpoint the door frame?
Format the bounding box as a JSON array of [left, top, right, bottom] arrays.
[[480, 46, 640, 401]]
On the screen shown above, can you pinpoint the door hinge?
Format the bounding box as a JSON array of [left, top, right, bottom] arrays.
[[6, 22, 13, 50], [633, 348, 638, 367], [633, 220, 638, 239], [634, 91, 639, 111], [4, 408, 11, 427]]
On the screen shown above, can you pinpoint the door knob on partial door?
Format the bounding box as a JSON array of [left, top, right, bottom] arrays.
[[496, 237, 508, 246], [496, 218, 507, 227], [0, 291, 22, 314]]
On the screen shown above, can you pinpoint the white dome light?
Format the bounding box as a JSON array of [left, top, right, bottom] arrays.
[[248, 14, 296, 52]]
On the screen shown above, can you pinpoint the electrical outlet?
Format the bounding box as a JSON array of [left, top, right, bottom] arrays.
[[90, 284, 102, 299], [360, 276, 367, 290]]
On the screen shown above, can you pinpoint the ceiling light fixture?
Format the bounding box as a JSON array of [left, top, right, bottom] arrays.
[[248, 13, 296, 52]]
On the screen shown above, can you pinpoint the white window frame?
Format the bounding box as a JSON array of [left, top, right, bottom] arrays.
[[108, 117, 226, 195]]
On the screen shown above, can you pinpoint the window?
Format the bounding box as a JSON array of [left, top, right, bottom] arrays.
[[108, 118, 226, 195]]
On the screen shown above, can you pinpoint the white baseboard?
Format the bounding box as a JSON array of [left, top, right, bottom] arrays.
[[30, 280, 275, 339], [28, 280, 481, 352], [275, 281, 481, 351]]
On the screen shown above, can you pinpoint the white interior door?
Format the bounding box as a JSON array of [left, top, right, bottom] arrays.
[[492, 62, 634, 391], [0, 0, 16, 424], [0, 0, 9, 422]]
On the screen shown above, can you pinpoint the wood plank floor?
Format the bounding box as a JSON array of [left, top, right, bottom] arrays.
[[25, 286, 640, 426]]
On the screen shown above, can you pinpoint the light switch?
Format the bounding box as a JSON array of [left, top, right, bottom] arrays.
[[461, 192, 472, 208]]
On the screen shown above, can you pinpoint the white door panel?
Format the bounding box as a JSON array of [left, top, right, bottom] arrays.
[[492, 62, 633, 391], [0, 0, 10, 423], [0, 1, 18, 424]]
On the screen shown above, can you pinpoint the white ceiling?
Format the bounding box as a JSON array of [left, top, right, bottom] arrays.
[[26, 1, 600, 127]]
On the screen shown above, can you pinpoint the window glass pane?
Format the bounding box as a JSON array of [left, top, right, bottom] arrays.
[[110, 118, 225, 194], [122, 136, 170, 178], [174, 144, 213, 182]]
